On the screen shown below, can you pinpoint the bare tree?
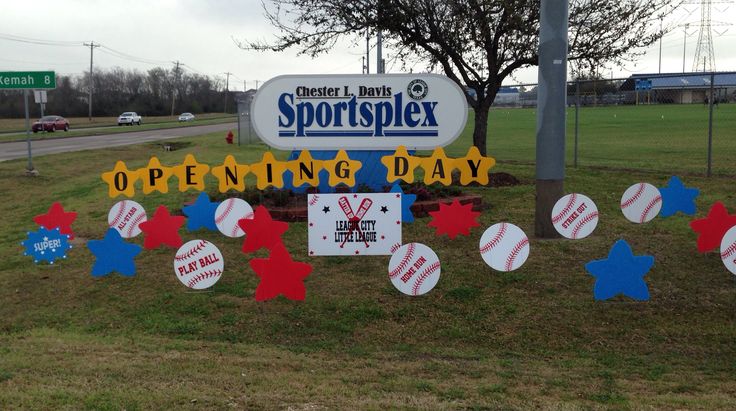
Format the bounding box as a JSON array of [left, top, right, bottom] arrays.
[[239, 0, 678, 155]]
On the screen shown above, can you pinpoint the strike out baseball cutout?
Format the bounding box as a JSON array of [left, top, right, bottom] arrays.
[[22, 226, 72, 264], [720, 226, 736, 275], [215, 198, 254, 238], [551, 193, 599, 239], [690, 202, 736, 253], [87, 228, 142, 277], [307, 193, 401, 256], [174, 240, 224, 289], [585, 239, 653, 301], [478, 223, 530, 272], [33, 202, 77, 239], [108, 200, 147, 238], [388, 242, 441, 296], [427, 199, 480, 239], [620, 183, 662, 223]]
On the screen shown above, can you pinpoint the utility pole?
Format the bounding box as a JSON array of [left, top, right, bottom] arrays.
[[365, 29, 370, 74], [683, 24, 690, 73], [255, 80, 260, 89], [83, 41, 100, 122], [243, 80, 246, 92], [658, 17, 663, 73], [377, 31, 383, 73], [170, 61, 181, 116], [223, 72, 232, 113]]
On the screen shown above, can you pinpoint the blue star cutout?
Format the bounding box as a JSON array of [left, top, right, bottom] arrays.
[[21, 226, 72, 264], [390, 183, 417, 223], [182, 192, 220, 231], [658, 176, 699, 218], [87, 228, 142, 277], [585, 240, 654, 301]]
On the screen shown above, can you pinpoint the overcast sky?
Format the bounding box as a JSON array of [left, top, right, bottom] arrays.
[[1, 0, 734, 89]]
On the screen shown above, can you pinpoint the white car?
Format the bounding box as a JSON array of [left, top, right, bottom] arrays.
[[178, 112, 195, 122], [118, 112, 142, 126]]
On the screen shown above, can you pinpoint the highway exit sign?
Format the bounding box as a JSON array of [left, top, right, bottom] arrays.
[[0, 71, 56, 89]]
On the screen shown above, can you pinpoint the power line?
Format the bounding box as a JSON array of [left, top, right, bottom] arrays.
[[0, 32, 82, 47]]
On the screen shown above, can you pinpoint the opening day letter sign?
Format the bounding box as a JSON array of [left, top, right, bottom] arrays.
[[308, 193, 401, 256]]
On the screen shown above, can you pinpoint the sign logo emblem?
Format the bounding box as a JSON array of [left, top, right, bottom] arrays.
[[407, 79, 428, 100]]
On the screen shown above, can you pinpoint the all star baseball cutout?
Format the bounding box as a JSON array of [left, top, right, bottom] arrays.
[[22, 226, 72, 264], [307, 193, 401, 256], [215, 198, 254, 238], [108, 200, 147, 238], [720, 226, 736, 275], [620, 183, 662, 223], [478, 222, 530, 272], [174, 239, 224, 289], [388, 242, 441, 296], [551, 193, 599, 239]]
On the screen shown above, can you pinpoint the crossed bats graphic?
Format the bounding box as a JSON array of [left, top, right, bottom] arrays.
[[337, 196, 373, 248]]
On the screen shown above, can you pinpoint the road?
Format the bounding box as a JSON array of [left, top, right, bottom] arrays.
[[0, 122, 237, 162]]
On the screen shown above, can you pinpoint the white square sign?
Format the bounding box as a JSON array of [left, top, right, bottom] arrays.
[[308, 193, 402, 256]]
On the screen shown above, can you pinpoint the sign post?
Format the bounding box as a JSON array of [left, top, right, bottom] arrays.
[[0, 71, 56, 174]]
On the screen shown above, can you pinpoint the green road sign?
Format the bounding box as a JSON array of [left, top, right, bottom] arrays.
[[0, 71, 56, 89]]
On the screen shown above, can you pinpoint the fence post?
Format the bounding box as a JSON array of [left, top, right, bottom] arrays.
[[574, 79, 579, 168], [707, 71, 714, 177]]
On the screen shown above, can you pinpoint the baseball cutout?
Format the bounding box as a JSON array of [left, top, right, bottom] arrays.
[[720, 226, 736, 275], [108, 200, 147, 238], [551, 193, 599, 239], [388, 242, 441, 296], [174, 239, 224, 289], [479, 222, 530, 272], [215, 198, 254, 238], [620, 183, 662, 223]]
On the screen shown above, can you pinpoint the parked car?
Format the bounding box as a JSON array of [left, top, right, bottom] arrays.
[[178, 112, 195, 122], [117, 112, 142, 126], [32, 115, 69, 133]]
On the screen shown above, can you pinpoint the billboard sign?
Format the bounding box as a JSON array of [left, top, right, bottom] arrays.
[[251, 74, 468, 150]]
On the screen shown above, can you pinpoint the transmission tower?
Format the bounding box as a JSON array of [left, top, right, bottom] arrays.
[[689, 0, 732, 72]]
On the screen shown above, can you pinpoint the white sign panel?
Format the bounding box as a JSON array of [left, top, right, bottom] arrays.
[[308, 193, 401, 256], [251, 74, 468, 150]]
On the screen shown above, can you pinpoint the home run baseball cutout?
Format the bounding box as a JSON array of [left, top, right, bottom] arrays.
[[108, 200, 147, 238], [551, 193, 599, 239], [388, 242, 441, 296], [215, 198, 254, 238], [174, 240, 224, 289], [479, 223, 530, 272], [720, 226, 736, 275], [620, 183, 662, 223]]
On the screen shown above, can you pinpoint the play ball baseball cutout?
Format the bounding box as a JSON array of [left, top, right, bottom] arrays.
[[720, 226, 736, 275], [215, 198, 254, 238], [388, 243, 441, 296], [174, 239, 224, 289], [479, 222, 530, 272], [551, 193, 599, 239], [620, 183, 662, 223], [108, 200, 147, 238]]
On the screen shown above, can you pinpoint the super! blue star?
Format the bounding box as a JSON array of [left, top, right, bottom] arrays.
[[87, 228, 142, 277], [182, 192, 220, 231], [659, 176, 699, 218], [585, 240, 654, 301], [390, 183, 417, 223], [21, 226, 72, 264]]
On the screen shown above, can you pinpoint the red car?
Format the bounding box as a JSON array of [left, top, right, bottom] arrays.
[[32, 115, 70, 133]]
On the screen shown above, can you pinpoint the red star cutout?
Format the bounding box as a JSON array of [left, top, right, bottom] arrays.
[[690, 201, 736, 253], [34, 202, 77, 239], [249, 244, 312, 301], [138, 205, 185, 249], [238, 205, 289, 253], [427, 199, 481, 239]]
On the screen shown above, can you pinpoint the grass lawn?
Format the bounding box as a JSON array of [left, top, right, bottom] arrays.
[[0, 109, 735, 408]]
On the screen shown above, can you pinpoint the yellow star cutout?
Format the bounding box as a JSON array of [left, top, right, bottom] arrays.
[[454, 146, 496, 185], [211, 155, 250, 192], [287, 150, 324, 187], [138, 156, 173, 194], [172, 154, 211, 192], [420, 147, 455, 186], [250, 151, 288, 190], [101, 160, 140, 198], [380, 145, 422, 184], [323, 150, 362, 187]]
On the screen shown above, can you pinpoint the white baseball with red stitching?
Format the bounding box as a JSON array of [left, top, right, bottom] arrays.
[[551, 193, 599, 239], [214, 198, 254, 238], [388, 242, 441, 296], [720, 226, 736, 275], [107, 200, 147, 238], [173, 239, 224, 289], [620, 183, 662, 223], [479, 222, 530, 272]]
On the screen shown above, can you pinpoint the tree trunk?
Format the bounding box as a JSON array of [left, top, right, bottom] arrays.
[[472, 105, 489, 156]]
